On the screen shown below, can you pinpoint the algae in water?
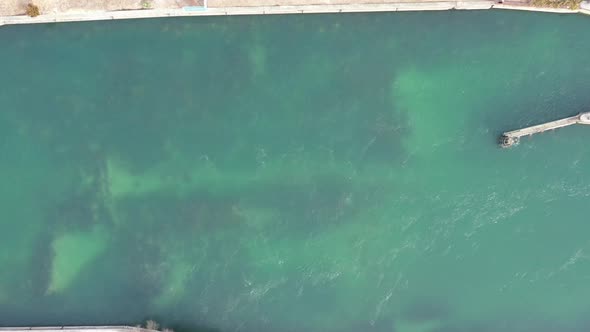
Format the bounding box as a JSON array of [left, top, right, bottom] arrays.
[[47, 225, 109, 294]]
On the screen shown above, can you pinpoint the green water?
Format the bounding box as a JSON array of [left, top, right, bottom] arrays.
[[1, 10, 590, 331]]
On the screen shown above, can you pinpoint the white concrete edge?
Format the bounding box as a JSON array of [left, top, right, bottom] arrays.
[[0, 2, 587, 27], [492, 3, 578, 12], [0, 327, 156, 332]]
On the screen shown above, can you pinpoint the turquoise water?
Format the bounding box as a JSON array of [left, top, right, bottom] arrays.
[[1, 10, 590, 331]]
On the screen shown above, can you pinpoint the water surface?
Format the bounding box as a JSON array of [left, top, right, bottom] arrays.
[[1, 10, 590, 332]]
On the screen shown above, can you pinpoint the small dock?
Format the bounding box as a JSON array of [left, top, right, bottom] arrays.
[[500, 112, 590, 148]]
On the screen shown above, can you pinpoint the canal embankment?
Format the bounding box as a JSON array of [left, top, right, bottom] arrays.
[[0, 0, 589, 27], [0, 327, 154, 332]]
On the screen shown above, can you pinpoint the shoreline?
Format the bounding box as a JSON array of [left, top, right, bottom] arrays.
[[0, 1, 589, 27]]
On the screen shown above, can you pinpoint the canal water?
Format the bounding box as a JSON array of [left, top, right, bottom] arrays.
[[1, 10, 590, 332]]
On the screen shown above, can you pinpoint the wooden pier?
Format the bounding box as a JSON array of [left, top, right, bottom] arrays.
[[500, 112, 590, 148]]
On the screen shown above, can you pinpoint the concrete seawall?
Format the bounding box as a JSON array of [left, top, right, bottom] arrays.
[[0, 327, 155, 332], [0, 2, 589, 27]]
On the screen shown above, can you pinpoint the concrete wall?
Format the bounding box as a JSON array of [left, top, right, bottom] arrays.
[[0, 1, 589, 27]]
